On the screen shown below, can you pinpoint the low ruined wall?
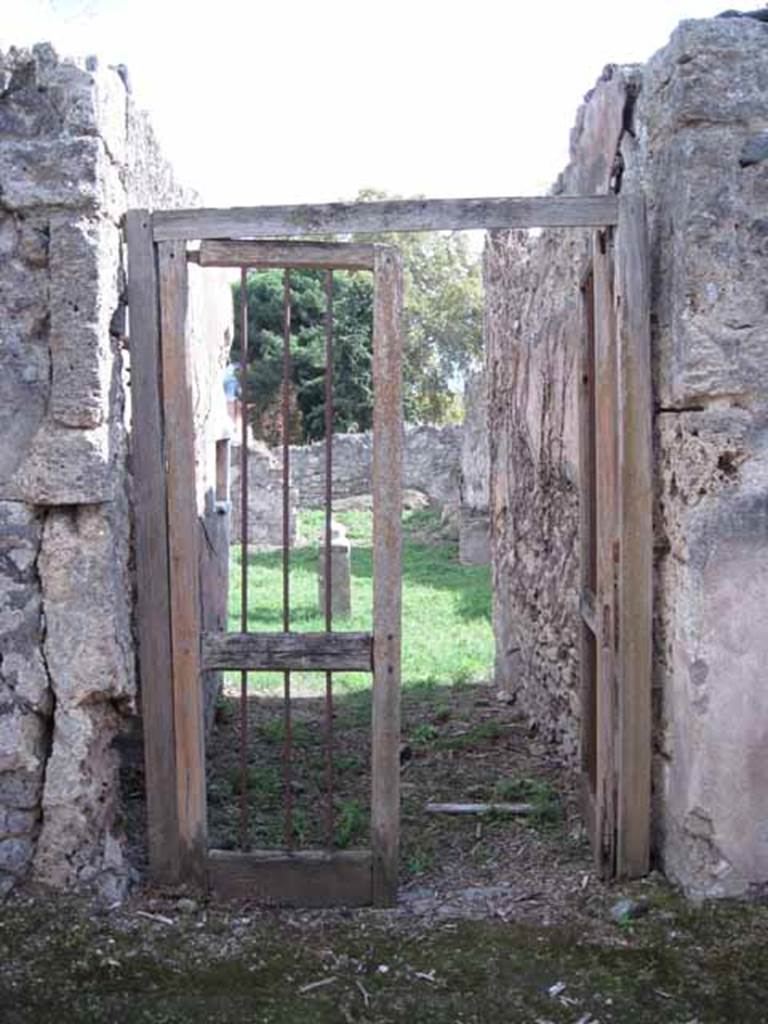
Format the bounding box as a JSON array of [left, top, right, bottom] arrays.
[[487, 16, 768, 897], [229, 441, 297, 548], [275, 425, 461, 511], [229, 426, 460, 548], [0, 44, 230, 899]]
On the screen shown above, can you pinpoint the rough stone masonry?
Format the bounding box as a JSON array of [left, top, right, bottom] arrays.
[[229, 424, 463, 549], [486, 16, 768, 897], [0, 45, 230, 900]]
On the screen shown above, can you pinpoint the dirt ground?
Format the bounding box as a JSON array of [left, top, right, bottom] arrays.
[[4, 680, 768, 1023], [206, 679, 599, 927]]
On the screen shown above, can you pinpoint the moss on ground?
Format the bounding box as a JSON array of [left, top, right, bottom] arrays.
[[3, 887, 768, 1023]]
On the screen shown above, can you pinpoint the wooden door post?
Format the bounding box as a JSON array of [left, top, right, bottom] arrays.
[[126, 211, 180, 884], [371, 247, 404, 907], [157, 239, 208, 886]]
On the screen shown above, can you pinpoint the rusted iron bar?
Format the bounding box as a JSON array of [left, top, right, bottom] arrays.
[[324, 269, 335, 849], [282, 269, 294, 849], [239, 268, 249, 851]]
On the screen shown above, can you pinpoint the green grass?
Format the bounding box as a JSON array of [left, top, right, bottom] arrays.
[[228, 506, 493, 693]]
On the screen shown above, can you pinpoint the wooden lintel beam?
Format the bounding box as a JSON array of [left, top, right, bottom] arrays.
[[195, 240, 377, 270], [152, 195, 620, 241], [201, 631, 374, 672]]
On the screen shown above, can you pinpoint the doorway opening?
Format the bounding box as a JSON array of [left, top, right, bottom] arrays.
[[126, 192, 650, 906]]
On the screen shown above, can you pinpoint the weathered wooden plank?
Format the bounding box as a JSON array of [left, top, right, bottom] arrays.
[[201, 631, 374, 672], [125, 210, 179, 885], [593, 228, 619, 879], [371, 247, 403, 908], [207, 849, 373, 906], [196, 240, 376, 270], [577, 267, 598, 823], [152, 195, 620, 241], [615, 193, 652, 878], [157, 240, 207, 887]]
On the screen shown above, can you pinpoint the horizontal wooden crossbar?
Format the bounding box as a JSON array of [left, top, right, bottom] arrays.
[[193, 240, 377, 270], [201, 631, 374, 672], [207, 849, 373, 905], [152, 195, 620, 241]]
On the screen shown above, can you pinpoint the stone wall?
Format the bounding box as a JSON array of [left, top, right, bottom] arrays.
[[0, 44, 230, 899], [627, 17, 768, 899], [486, 16, 768, 896], [229, 426, 460, 549], [286, 425, 462, 510], [459, 371, 490, 565], [485, 59, 619, 757], [229, 441, 297, 548]]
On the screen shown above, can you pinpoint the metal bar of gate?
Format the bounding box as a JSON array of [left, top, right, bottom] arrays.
[[239, 268, 249, 851], [324, 269, 335, 848], [282, 270, 294, 848]]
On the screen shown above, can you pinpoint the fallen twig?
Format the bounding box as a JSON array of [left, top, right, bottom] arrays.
[[135, 910, 175, 926], [356, 980, 371, 1007], [299, 976, 337, 995], [425, 802, 535, 816]]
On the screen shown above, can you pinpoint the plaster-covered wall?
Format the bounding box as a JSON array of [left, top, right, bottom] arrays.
[[487, 16, 768, 896], [625, 17, 768, 898], [0, 44, 230, 899]]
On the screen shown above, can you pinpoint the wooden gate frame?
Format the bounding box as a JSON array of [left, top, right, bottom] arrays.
[[578, 196, 653, 878], [125, 192, 651, 899]]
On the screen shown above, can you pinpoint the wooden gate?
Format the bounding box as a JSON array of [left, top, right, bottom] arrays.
[[126, 192, 650, 903], [577, 195, 652, 879], [126, 219, 403, 907]]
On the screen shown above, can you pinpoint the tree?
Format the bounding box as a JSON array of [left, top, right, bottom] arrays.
[[232, 268, 374, 444], [230, 190, 484, 441], [347, 188, 484, 423]]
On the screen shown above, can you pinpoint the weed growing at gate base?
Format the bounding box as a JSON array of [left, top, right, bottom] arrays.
[[227, 506, 494, 693]]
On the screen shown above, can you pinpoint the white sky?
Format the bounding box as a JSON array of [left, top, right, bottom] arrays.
[[2, 0, 748, 206]]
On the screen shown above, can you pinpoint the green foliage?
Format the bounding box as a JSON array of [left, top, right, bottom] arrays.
[[334, 800, 367, 849], [258, 718, 313, 747], [230, 189, 483, 441], [349, 188, 485, 424], [228, 765, 281, 806], [232, 269, 374, 444], [492, 775, 562, 830], [434, 719, 503, 751], [411, 723, 440, 747], [405, 845, 436, 877]]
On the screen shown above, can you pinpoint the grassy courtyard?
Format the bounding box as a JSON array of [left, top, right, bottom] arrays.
[[227, 506, 495, 693]]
